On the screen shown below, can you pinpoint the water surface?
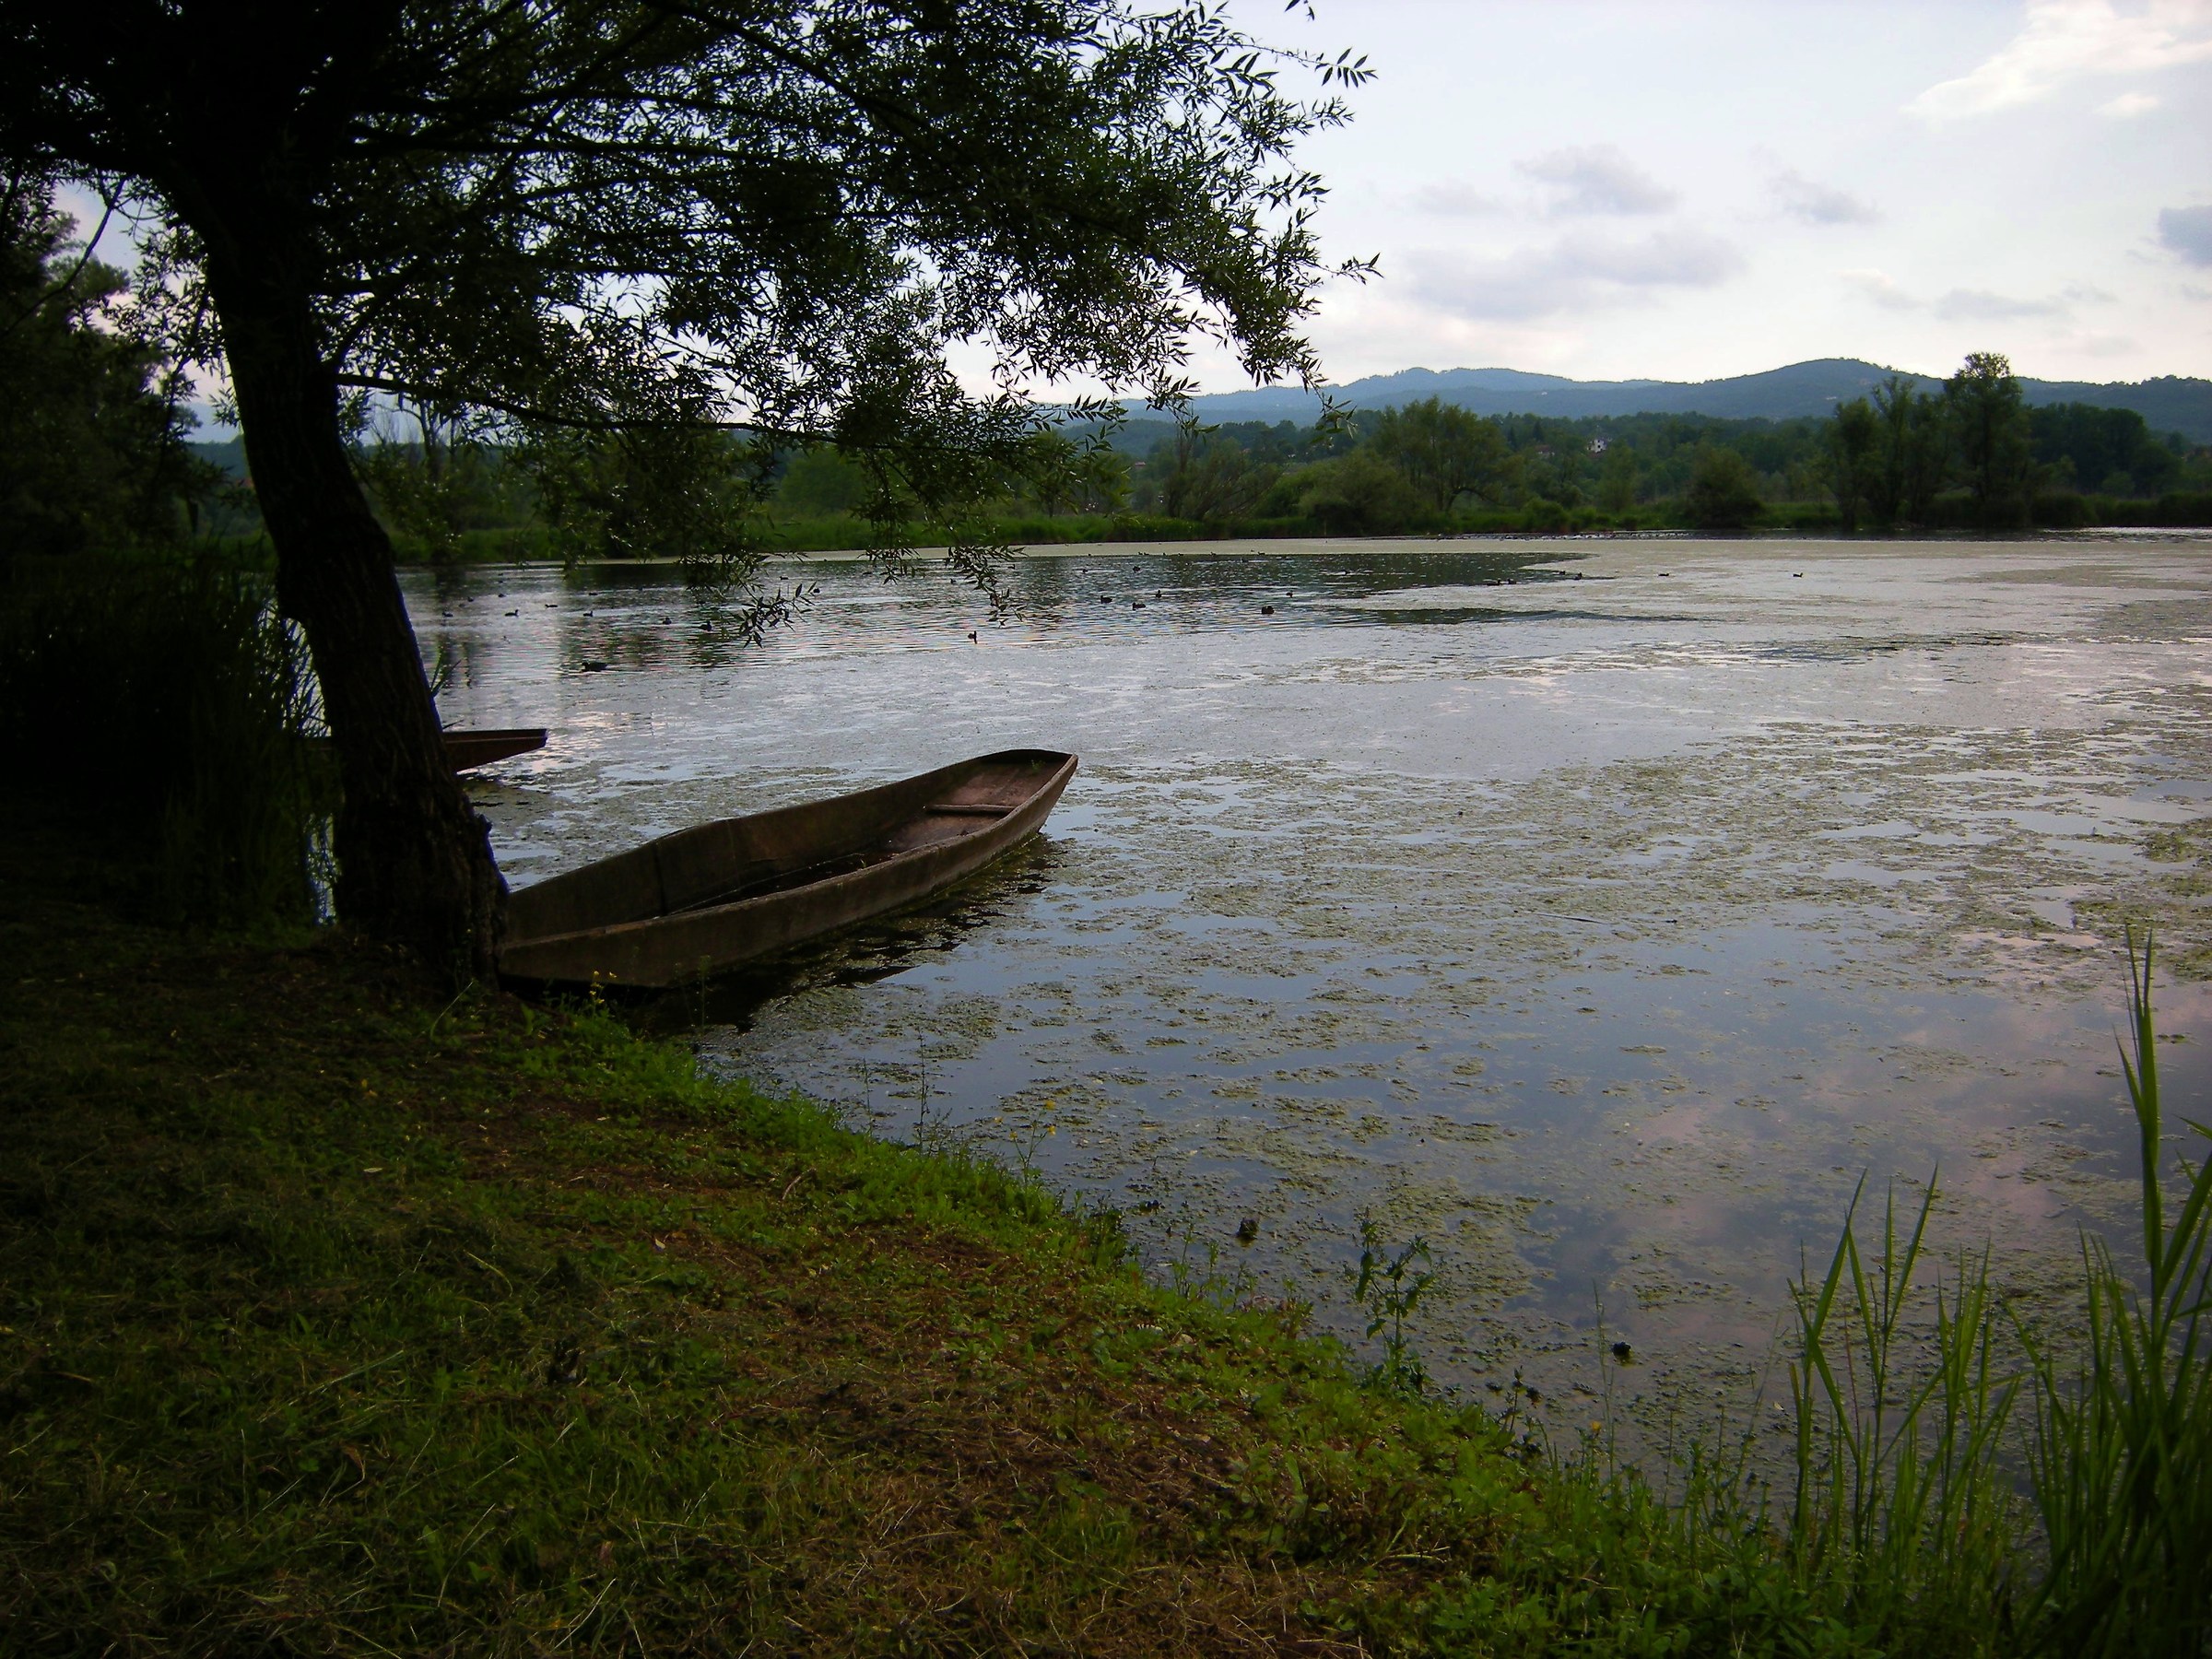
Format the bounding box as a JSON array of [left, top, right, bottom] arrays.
[[412, 534, 2212, 1436]]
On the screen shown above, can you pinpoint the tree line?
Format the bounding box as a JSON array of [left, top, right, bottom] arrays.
[[747, 352, 2207, 539], [323, 355, 2211, 557], [10, 187, 2206, 573], [1111, 352, 2205, 536]]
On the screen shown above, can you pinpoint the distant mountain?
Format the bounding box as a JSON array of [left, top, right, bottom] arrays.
[[189, 436, 248, 476], [2016, 375, 2212, 443], [1184, 358, 2212, 443]]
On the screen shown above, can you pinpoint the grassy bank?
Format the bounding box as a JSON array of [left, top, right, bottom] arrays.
[[5, 812, 2206, 1653], [0, 820, 1811, 1656]]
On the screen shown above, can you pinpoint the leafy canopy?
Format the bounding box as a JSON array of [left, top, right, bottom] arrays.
[[1367, 396, 1508, 512], [6, 0, 1371, 582]]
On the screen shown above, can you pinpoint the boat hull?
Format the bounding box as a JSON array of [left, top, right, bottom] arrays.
[[500, 748, 1077, 988]]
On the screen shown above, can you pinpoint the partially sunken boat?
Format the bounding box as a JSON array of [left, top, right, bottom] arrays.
[[500, 748, 1077, 988], [308, 727, 547, 773], [445, 727, 547, 771]]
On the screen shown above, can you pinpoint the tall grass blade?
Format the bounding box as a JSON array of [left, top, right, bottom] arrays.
[[2017, 930, 2212, 1656], [1783, 1167, 2023, 1644]]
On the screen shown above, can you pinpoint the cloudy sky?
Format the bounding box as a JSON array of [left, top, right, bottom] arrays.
[[1229, 0, 2212, 389], [67, 0, 2210, 407]]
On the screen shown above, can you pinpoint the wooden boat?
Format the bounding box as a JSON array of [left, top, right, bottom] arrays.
[[445, 727, 547, 771], [500, 747, 1078, 988]]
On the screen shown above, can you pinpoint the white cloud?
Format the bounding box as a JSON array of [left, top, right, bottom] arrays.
[[1841, 269, 1921, 310], [1771, 170, 1880, 226], [1842, 273, 2086, 320], [1412, 182, 1504, 218], [2100, 89, 2163, 115], [1933, 288, 2067, 320], [1515, 146, 1677, 217], [2044, 328, 2141, 356], [2158, 204, 2212, 265], [1910, 0, 2212, 121], [1406, 229, 1744, 322]]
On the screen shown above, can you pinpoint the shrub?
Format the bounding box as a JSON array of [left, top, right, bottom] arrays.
[[1294, 451, 1428, 535], [1683, 444, 1766, 530], [1520, 496, 1569, 533]]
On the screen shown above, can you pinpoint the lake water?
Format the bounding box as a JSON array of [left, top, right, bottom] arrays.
[[408, 534, 2212, 1437]]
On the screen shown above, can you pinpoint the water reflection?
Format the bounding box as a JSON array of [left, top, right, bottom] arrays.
[[416, 545, 1578, 682]]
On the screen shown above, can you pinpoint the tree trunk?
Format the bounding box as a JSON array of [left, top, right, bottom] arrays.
[[205, 247, 505, 980]]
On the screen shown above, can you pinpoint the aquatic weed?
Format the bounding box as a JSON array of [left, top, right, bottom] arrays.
[[1353, 1215, 1436, 1399]]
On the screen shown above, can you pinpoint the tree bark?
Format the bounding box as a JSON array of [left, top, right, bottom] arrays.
[[204, 243, 505, 980]]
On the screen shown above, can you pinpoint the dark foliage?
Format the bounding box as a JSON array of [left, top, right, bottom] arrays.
[[0, 175, 210, 561], [0, 554, 333, 924], [2030, 403, 2183, 499], [1683, 444, 1767, 530]]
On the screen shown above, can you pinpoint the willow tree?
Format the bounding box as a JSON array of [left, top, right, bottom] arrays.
[[1368, 396, 1508, 513], [0, 0, 1366, 974]]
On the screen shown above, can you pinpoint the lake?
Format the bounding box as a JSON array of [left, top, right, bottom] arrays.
[[409, 533, 2212, 1439]]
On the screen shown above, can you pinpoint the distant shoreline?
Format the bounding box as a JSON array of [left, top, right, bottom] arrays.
[[399, 525, 2212, 572]]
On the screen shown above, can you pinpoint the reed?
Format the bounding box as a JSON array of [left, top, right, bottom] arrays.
[[1778, 1179, 2025, 1645], [2015, 935, 2212, 1655], [0, 551, 333, 924], [1753, 934, 2210, 1653]]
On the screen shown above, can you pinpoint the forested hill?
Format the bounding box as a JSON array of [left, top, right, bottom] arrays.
[[1187, 359, 2212, 442]]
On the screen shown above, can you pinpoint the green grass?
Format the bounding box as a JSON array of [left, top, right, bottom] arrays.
[[4, 812, 2206, 1653]]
